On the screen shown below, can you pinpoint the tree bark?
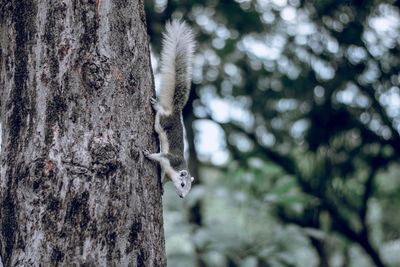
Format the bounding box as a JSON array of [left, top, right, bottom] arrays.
[[0, 1, 165, 266]]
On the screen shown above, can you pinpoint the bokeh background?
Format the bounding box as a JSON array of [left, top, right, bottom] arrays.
[[145, 1, 400, 266]]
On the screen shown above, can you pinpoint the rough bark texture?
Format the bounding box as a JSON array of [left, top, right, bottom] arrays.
[[0, 0, 165, 266]]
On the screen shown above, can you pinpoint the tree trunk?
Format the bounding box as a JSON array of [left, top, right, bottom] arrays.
[[0, 1, 165, 266]]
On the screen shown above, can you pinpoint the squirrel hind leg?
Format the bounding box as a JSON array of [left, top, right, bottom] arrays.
[[150, 97, 162, 112]]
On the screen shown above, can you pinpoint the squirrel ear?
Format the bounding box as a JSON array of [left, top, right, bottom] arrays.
[[191, 177, 194, 182]]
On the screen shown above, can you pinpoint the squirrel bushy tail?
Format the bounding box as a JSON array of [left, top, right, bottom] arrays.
[[159, 20, 195, 112]]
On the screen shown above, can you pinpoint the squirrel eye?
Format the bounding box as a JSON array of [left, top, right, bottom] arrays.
[[181, 182, 185, 187], [180, 171, 187, 177]]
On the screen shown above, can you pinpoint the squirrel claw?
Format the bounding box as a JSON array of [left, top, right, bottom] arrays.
[[150, 98, 159, 111], [143, 150, 151, 158], [150, 97, 157, 106]]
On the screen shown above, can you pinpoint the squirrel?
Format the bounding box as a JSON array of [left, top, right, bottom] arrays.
[[143, 20, 196, 198]]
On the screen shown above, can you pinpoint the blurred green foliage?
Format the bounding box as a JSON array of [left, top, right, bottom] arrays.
[[146, 0, 400, 266]]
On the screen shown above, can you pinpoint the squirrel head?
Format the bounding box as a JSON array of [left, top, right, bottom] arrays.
[[173, 170, 194, 198]]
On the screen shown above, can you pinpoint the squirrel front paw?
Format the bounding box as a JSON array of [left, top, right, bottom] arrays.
[[143, 150, 151, 158]]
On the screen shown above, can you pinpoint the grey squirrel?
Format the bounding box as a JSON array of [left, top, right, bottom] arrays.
[[143, 20, 195, 198]]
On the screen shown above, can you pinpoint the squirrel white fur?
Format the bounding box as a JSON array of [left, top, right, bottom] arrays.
[[143, 20, 195, 198]]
